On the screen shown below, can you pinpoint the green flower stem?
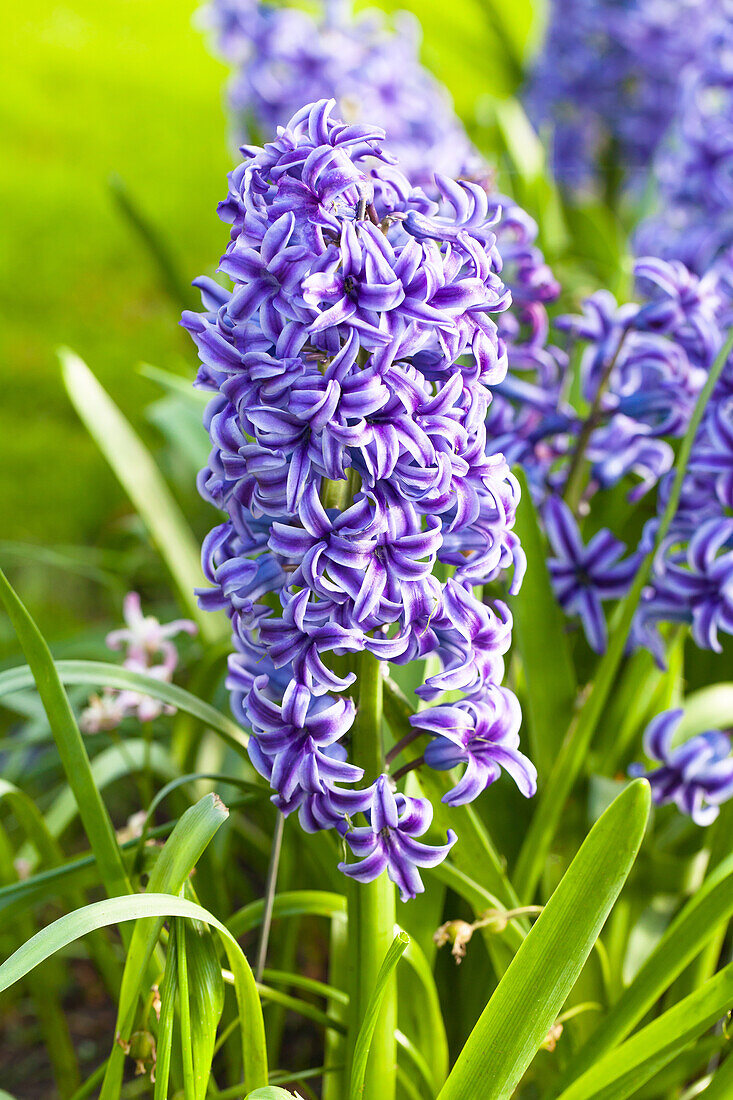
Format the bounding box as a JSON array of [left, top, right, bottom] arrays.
[[347, 651, 397, 1100]]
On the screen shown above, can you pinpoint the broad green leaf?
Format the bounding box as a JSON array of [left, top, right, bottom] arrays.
[[59, 349, 225, 643], [437, 780, 650, 1100], [559, 850, 733, 1086], [0, 659, 250, 760], [510, 468, 576, 779], [0, 568, 131, 902], [514, 327, 733, 902], [556, 961, 733, 1100], [350, 932, 410, 1100], [0, 892, 268, 1094], [229, 890, 347, 937]]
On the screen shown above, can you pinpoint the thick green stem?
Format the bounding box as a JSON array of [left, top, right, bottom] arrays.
[[347, 652, 397, 1100]]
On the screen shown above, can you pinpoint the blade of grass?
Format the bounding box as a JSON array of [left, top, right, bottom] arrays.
[[176, 920, 197, 1100], [556, 961, 733, 1100], [349, 932, 410, 1100], [100, 793, 229, 1098], [108, 175, 194, 310], [557, 850, 733, 1088], [0, 779, 65, 867], [229, 890, 347, 937], [59, 349, 226, 642], [514, 327, 733, 901], [0, 893, 268, 1093], [0, 568, 131, 902], [153, 922, 178, 1100], [437, 780, 650, 1100], [702, 1049, 733, 1100], [401, 935, 449, 1091], [0, 659, 250, 759]]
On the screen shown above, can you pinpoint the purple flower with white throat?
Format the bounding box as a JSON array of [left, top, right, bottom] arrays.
[[338, 776, 456, 902], [630, 709, 733, 825], [544, 498, 639, 653], [414, 687, 537, 806]]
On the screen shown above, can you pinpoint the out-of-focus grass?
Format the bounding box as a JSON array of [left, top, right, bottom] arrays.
[[0, 0, 541, 644], [0, 0, 229, 549]]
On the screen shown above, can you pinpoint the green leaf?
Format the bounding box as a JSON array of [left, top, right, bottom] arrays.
[[59, 349, 225, 643], [676, 683, 733, 739], [138, 362, 209, 405], [437, 780, 650, 1100], [514, 326, 733, 902], [40, 738, 176, 845], [154, 919, 178, 1100], [349, 931, 410, 1100], [229, 890, 347, 937], [558, 850, 733, 1087], [510, 467, 576, 779], [175, 920, 197, 1100], [702, 1050, 733, 1100], [101, 794, 233, 1098], [0, 567, 131, 902], [0, 659, 250, 760], [0, 779, 64, 868], [245, 1090, 299, 1100], [401, 934, 449, 1091], [556, 961, 733, 1100], [109, 175, 194, 310], [0, 892, 268, 1094]]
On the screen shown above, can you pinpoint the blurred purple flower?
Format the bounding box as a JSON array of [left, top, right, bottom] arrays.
[[630, 708, 733, 825]]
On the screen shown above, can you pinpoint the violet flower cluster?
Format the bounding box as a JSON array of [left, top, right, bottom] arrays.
[[490, 255, 733, 659], [630, 709, 733, 825], [80, 593, 197, 734], [199, 0, 478, 188], [198, 0, 562, 429], [525, 0, 715, 193], [183, 99, 536, 900], [635, 7, 733, 274]]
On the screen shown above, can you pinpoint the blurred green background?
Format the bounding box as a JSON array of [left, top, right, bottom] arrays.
[[1, 0, 547, 642], [1, 0, 229, 548]]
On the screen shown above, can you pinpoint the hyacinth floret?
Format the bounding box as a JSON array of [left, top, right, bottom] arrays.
[[184, 99, 534, 900], [629, 709, 733, 826], [525, 0, 716, 193]]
